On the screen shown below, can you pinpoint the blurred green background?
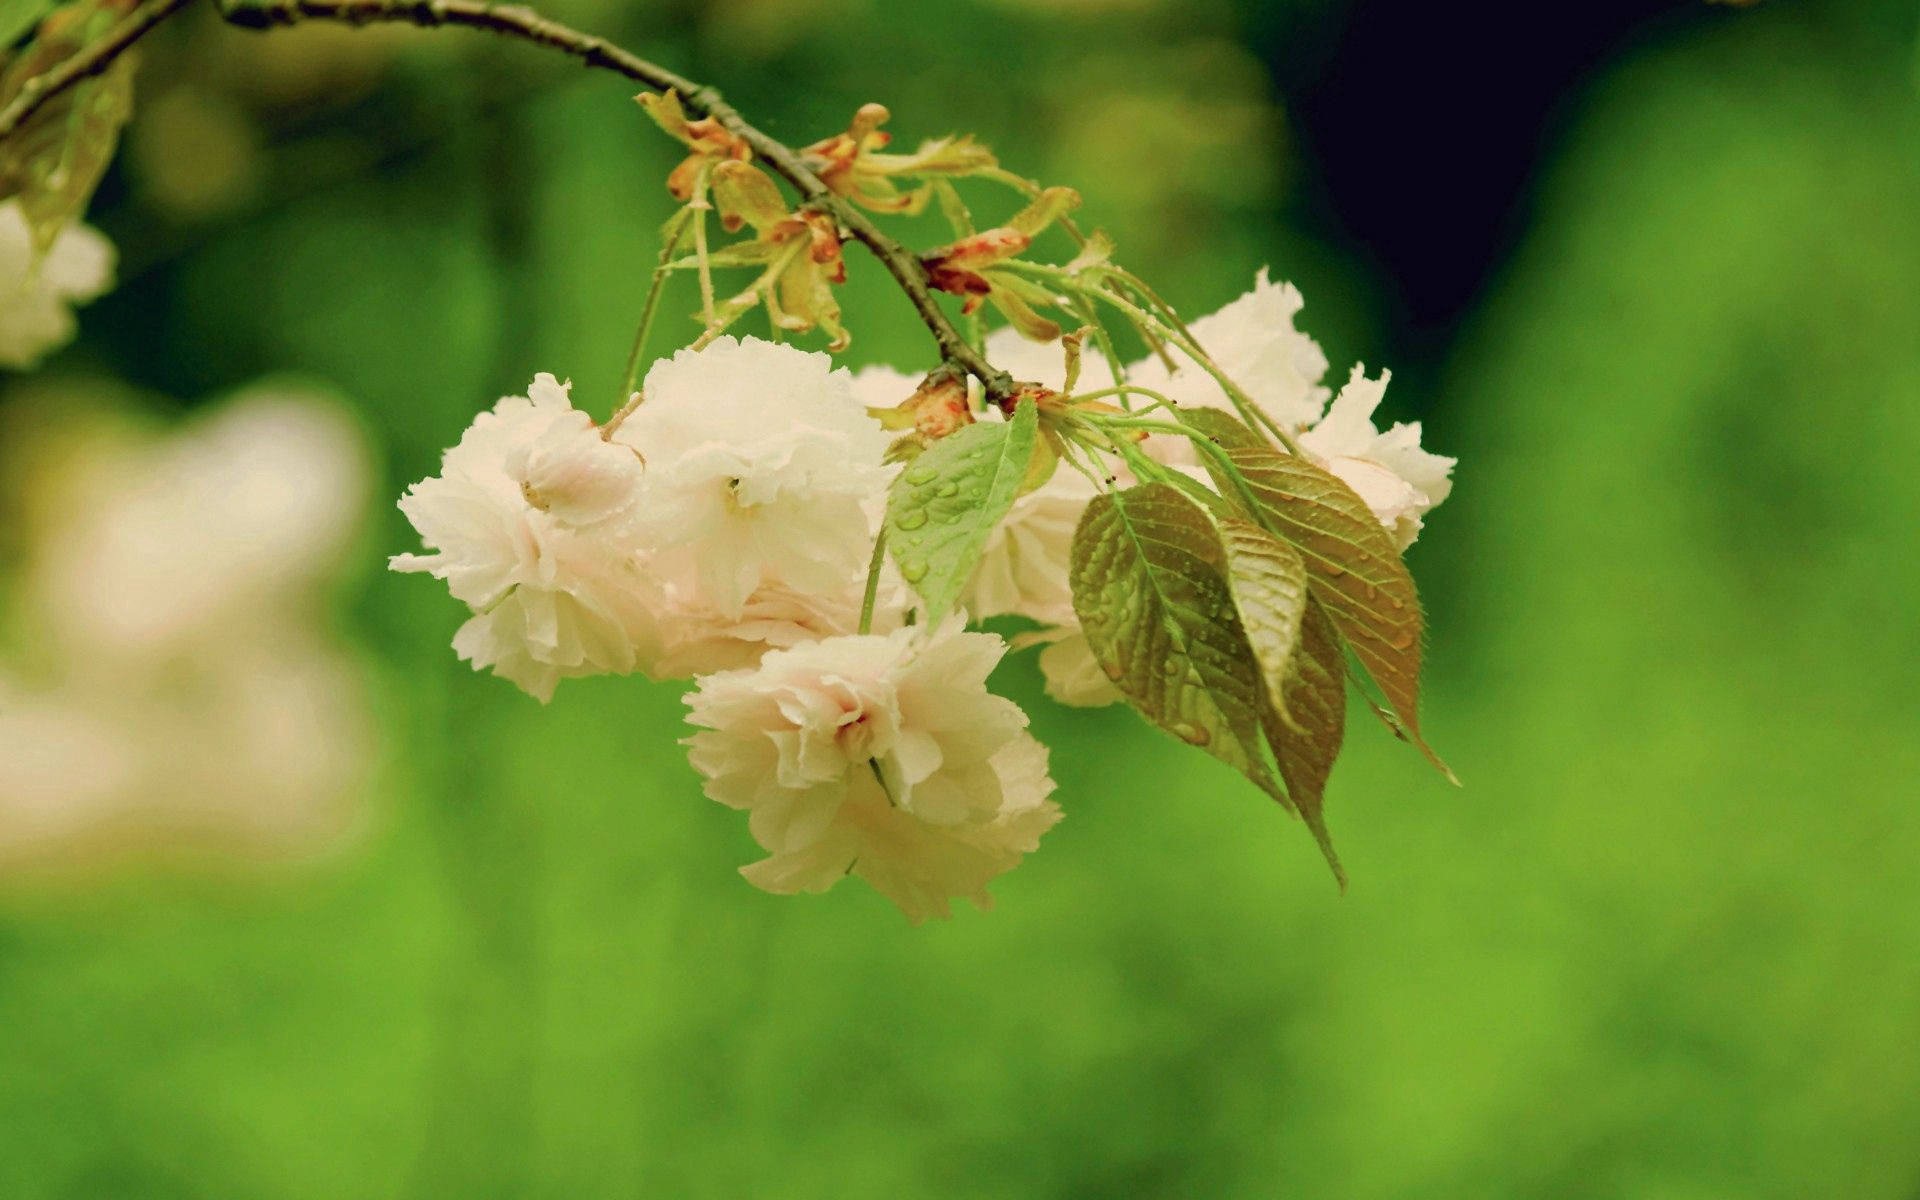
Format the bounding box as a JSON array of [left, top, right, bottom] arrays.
[[3, 0, 1919, 1195]]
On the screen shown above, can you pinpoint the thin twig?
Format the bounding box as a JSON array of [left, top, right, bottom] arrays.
[[613, 205, 693, 415]]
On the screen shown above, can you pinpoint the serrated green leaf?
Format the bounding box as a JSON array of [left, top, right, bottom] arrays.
[[1070, 482, 1286, 805], [1184, 410, 1449, 780], [886, 397, 1037, 622], [0, 0, 55, 49], [0, 3, 135, 253], [1262, 599, 1347, 888]]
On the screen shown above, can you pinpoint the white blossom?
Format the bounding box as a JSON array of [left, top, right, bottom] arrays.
[[683, 620, 1060, 922], [0, 201, 114, 369], [652, 571, 906, 680], [845, 362, 923, 411], [963, 456, 1094, 625], [614, 336, 895, 618], [1299, 366, 1455, 550], [392, 373, 658, 701], [1013, 624, 1124, 708]]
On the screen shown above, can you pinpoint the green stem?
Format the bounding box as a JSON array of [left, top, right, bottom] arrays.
[[1066, 383, 1180, 416], [1097, 267, 1300, 452], [857, 525, 888, 636], [690, 192, 717, 332], [615, 205, 694, 412]]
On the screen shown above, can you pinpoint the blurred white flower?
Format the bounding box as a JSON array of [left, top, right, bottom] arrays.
[[34, 385, 365, 663], [1299, 366, 1455, 550], [0, 637, 369, 868], [0, 381, 374, 869], [683, 620, 1060, 922], [0, 200, 114, 369], [392, 373, 659, 701], [615, 336, 895, 618]]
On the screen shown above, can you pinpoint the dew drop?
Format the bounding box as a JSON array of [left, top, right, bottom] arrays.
[[905, 465, 937, 485], [935, 481, 959, 497], [1388, 630, 1415, 650], [896, 510, 928, 531], [1171, 722, 1210, 746], [900, 560, 929, 583]]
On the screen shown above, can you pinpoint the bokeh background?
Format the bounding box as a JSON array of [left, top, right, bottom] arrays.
[[3, 0, 1919, 1194]]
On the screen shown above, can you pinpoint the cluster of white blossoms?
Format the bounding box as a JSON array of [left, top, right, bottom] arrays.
[[395, 274, 1452, 920], [0, 199, 115, 370], [0, 382, 374, 869], [395, 336, 1052, 921]]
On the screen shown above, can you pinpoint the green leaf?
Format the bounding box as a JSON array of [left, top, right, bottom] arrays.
[[1184, 410, 1450, 780], [0, 0, 55, 49], [885, 396, 1037, 623], [1070, 481, 1286, 805], [0, 3, 136, 253], [1262, 599, 1348, 888]]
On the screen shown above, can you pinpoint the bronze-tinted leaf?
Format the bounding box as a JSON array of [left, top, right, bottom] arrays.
[[1262, 599, 1348, 887], [1212, 515, 1310, 746], [1184, 408, 1450, 780]]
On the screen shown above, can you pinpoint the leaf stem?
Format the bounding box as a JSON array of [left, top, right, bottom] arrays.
[[614, 204, 694, 413], [1085, 414, 1268, 521], [1007, 259, 1304, 455], [857, 525, 888, 636]]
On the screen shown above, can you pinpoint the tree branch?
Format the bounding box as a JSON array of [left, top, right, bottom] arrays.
[[0, 0, 1014, 401]]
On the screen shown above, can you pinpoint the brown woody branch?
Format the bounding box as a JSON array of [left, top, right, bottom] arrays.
[[0, 0, 1014, 401]]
